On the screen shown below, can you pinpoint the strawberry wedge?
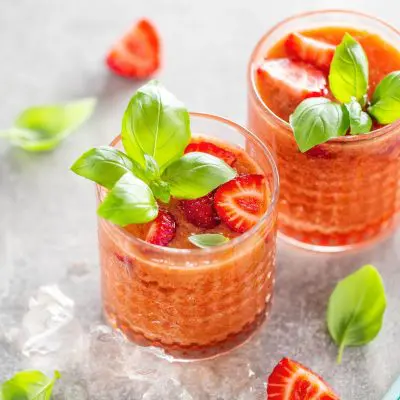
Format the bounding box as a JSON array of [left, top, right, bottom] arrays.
[[256, 59, 327, 120], [106, 19, 160, 79], [214, 174, 269, 233], [146, 210, 176, 246], [267, 358, 340, 400], [285, 32, 336, 72], [185, 141, 237, 166]]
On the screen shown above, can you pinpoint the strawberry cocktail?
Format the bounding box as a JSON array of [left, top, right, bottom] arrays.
[[71, 81, 278, 359], [248, 11, 400, 251]]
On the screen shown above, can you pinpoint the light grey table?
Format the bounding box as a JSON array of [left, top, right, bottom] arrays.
[[1, 1, 399, 399]]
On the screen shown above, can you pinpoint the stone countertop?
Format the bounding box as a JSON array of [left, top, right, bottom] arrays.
[[0, 1, 399, 399]]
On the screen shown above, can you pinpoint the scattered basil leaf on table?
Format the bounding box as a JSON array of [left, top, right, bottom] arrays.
[[368, 71, 400, 124], [189, 234, 230, 248], [327, 264, 386, 364], [121, 80, 191, 169], [289, 97, 349, 152], [162, 152, 237, 199], [97, 173, 158, 226], [329, 33, 369, 103], [0, 370, 60, 400], [71, 146, 147, 189], [2, 98, 96, 151], [150, 180, 171, 203], [345, 99, 372, 135]]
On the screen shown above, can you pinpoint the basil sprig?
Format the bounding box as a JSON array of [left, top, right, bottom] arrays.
[[290, 33, 400, 152], [327, 265, 386, 364], [0, 370, 60, 399], [71, 81, 237, 226]]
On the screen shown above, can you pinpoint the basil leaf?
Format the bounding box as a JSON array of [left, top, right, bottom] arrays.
[[327, 265, 386, 364], [0, 370, 60, 400], [329, 33, 369, 103], [5, 98, 96, 151], [122, 80, 191, 169], [290, 97, 349, 152], [345, 99, 372, 135], [368, 71, 400, 124], [150, 180, 171, 203], [189, 234, 229, 248], [144, 154, 160, 181], [97, 173, 158, 226], [162, 152, 237, 199], [71, 146, 146, 189]]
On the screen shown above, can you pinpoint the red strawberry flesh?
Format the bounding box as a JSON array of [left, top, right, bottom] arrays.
[[146, 210, 176, 246], [185, 141, 236, 166], [285, 32, 336, 72], [256, 58, 327, 120], [180, 192, 220, 229], [214, 174, 268, 233], [267, 358, 339, 400], [106, 19, 160, 79]]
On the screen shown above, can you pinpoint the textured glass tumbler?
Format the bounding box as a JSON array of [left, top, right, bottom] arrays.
[[97, 113, 279, 360], [248, 10, 400, 252]]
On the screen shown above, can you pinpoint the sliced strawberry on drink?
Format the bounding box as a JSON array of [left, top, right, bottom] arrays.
[[185, 142, 236, 166], [256, 59, 327, 120], [214, 174, 268, 233], [267, 358, 339, 400], [146, 210, 176, 246], [180, 192, 220, 229], [106, 19, 160, 79], [285, 32, 336, 72]]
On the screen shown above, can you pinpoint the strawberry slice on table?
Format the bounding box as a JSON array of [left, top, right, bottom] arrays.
[[256, 59, 327, 120], [146, 210, 176, 246], [214, 174, 268, 233], [184, 141, 237, 166], [267, 358, 339, 400], [106, 19, 160, 79], [285, 32, 336, 72], [180, 192, 220, 229]]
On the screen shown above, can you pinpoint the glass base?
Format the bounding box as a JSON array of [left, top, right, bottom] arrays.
[[103, 303, 271, 362], [278, 222, 398, 253]]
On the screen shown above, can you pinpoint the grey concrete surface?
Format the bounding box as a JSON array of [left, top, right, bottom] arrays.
[[0, 0, 400, 399]]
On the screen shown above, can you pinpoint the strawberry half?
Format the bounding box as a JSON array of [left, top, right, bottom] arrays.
[[256, 59, 327, 120], [267, 358, 339, 400], [214, 174, 268, 233], [106, 19, 160, 79], [285, 32, 336, 72], [180, 192, 220, 229], [185, 142, 236, 166], [146, 210, 176, 246]]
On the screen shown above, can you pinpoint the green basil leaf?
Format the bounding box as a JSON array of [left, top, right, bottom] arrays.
[[144, 154, 160, 181], [122, 80, 191, 169], [0, 370, 60, 400], [345, 99, 372, 135], [4, 98, 96, 151], [189, 234, 230, 248], [162, 152, 237, 199], [329, 33, 369, 103], [97, 173, 158, 226], [289, 97, 349, 152], [368, 71, 400, 124], [150, 180, 171, 203], [327, 264, 386, 364], [70, 146, 147, 189]]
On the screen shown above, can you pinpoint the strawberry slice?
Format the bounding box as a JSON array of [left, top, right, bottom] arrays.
[[214, 174, 268, 233], [256, 59, 327, 120], [185, 141, 236, 166], [106, 19, 160, 79], [180, 192, 220, 229], [285, 32, 336, 72], [267, 358, 339, 400], [146, 210, 176, 246]]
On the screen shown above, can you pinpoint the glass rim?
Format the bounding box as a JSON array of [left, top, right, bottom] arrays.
[[96, 111, 280, 256], [248, 9, 400, 144]]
